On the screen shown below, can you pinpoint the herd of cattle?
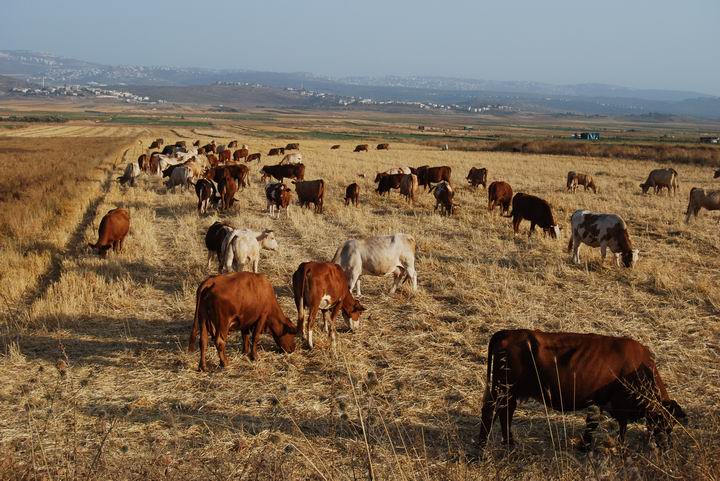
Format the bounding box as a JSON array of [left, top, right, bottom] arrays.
[[90, 137, 716, 455]]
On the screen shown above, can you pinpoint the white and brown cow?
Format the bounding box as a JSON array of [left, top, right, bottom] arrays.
[[685, 187, 720, 223], [568, 210, 639, 268], [220, 229, 279, 273]]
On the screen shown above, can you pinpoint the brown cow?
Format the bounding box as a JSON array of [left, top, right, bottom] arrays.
[[246, 152, 261, 163], [478, 329, 686, 452], [233, 148, 249, 161], [294, 179, 325, 213], [217, 149, 231, 163], [344, 183, 360, 207], [227, 140, 238, 149], [399, 173, 418, 204], [488, 181, 513, 214], [137, 154, 148, 172], [88, 208, 130, 258], [149, 138, 164, 149], [331, 144, 341, 150], [265, 183, 293, 218], [430, 181, 458, 216], [188, 272, 297, 370], [218, 176, 238, 210], [286, 143, 300, 150], [205, 221, 235, 270], [354, 144, 369, 152], [567, 171, 598, 193], [193, 140, 201, 147], [206, 153, 220, 167], [268, 147, 285, 156], [377, 143, 390, 150], [148, 153, 161, 176], [640, 168, 679, 195], [416, 166, 451, 190], [685, 187, 720, 223], [467, 167, 488, 188], [260, 163, 305, 183], [508, 193, 560, 238], [195, 178, 218, 214], [292, 262, 365, 350]]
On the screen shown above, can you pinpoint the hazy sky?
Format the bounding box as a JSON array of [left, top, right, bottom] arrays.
[[3, 0, 719, 94]]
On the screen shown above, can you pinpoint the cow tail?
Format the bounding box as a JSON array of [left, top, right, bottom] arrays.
[[188, 280, 213, 351], [220, 231, 237, 272], [331, 245, 343, 264], [484, 334, 499, 399]]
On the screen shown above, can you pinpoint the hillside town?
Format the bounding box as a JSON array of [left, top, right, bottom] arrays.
[[9, 84, 162, 103]]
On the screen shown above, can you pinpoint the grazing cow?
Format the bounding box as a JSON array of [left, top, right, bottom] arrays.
[[202, 141, 216, 154], [344, 183, 360, 207], [714, 169, 720, 179], [149, 138, 164, 149], [375, 167, 411, 180], [165, 165, 193, 192], [220, 229, 279, 273], [331, 144, 341, 150], [416, 166, 451, 190], [260, 163, 305, 183], [467, 167, 488, 188], [286, 143, 300, 150], [430, 181, 458, 216], [508, 193, 560, 238], [376, 173, 404, 195], [568, 210, 639, 267], [567, 171, 598, 193], [233, 148, 249, 162], [399, 173, 418, 204], [218, 149, 232, 163], [212, 164, 249, 189], [227, 140, 238, 149], [195, 178, 219, 214], [640, 168, 679, 195], [246, 152, 261, 163], [292, 262, 366, 350], [354, 144, 369, 152], [685, 187, 720, 223], [478, 329, 686, 452], [265, 183, 293, 218], [218, 176, 238, 210], [137, 154, 148, 172], [148, 154, 161, 176], [117, 163, 141, 187], [488, 181, 513, 214], [205, 221, 234, 270], [294, 179, 325, 213], [377, 143, 390, 150], [193, 140, 201, 147], [268, 147, 285, 156], [188, 272, 296, 370], [88, 208, 130, 258], [441, 144, 449, 151], [332, 233, 418, 296], [280, 152, 303, 165]]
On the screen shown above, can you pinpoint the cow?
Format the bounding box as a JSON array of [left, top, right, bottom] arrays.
[[375, 167, 411, 180], [227, 140, 238, 149], [149, 138, 164, 149], [286, 143, 300, 150], [202, 141, 216, 154], [246, 152, 261, 163], [161, 145, 179, 156], [233, 148, 249, 162], [568, 210, 639, 267], [195, 178, 219, 214], [216, 144, 227, 154], [441, 144, 449, 151], [212, 164, 249, 189], [206, 153, 220, 167], [292, 262, 366, 350], [88, 208, 130, 258], [416, 166, 451, 190], [148, 154, 161, 176], [640, 168, 679, 195], [218, 175, 238, 210], [280, 152, 303, 165], [220, 229, 279, 273], [354, 144, 369, 153], [399, 173, 418, 204], [344, 183, 360, 207], [137, 154, 148, 172], [268, 147, 285, 156], [488, 181, 513, 214], [477, 329, 686, 452], [294, 179, 325, 213], [260, 163, 305, 183], [265, 183, 293, 218], [685, 187, 720, 223], [165, 165, 193, 192], [567, 171, 598, 193], [117, 163, 141, 187], [376, 173, 404, 196], [187, 272, 296, 370], [218, 149, 232, 163], [205, 221, 235, 270], [193, 140, 201, 147], [175, 140, 187, 148], [332, 233, 418, 297], [430, 181, 458, 216], [331, 144, 341, 150], [507, 193, 560, 238], [182, 159, 203, 179], [467, 167, 488, 188], [377, 143, 390, 150]]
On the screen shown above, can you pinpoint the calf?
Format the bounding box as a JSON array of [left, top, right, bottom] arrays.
[[294, 179, 325, 213], [344, 183, 360, 207], [399, 173, 418, 204], [568, 210, 638, 267], [567, 171, 597, 193], [233, 148, 249, 161], [488, 181, 513, 214], [640, 168, 679, 195], [195, 178, 219, 214], [292, 262, 366, 350], [430, 181, 458, 216], [467, 167, 488, 188], [265, 183, 293, 218], [260, 163, 305, 183], [220, 229, 278, 273], [246, 152, 261, 163], [354, 144, 369, 152], [685, 187, 720, 222], [205, 221, 235, 270], [508, 193, 560, 238], [218, 149, 232, 163], [377, 143, 390, 150], [188, 272, 296, 370], [88, 208, 130, 258], [478, 329, 686, 452], [286, 142, 300, 150], [268, 147, 285, 156], [376, 173, 404, 195]]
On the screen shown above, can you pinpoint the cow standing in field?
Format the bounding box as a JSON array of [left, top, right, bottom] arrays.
[[568, 210, 639, 267], [377, 143, 390, 150], [165, 165, 193, 192], [640, 168, 679, 195], [137, 154, 148, 172], [280, 152, 303, 165], [567, 171, 598, 193], [218, 149, 232, 164], [331, 144, 341, 150], [685, 187, 720, 222], [218, 175, 238, 210], [507, 193, 560, 238], [150, 138, 164, 149], [430, 181, 458, 216], [467, 167, 488, 188], [286, 143, 300, 150], [195, 178, 219, 214], [354, 144, 369, 153], [294, 179, 325, 213], [265, 183, 293, 218], [88, 208, 130, 258], [332, 233, 418, 296], [414, 165, 451, 190], [399, 173, 418, 204], [376, 173, 404, 196], [344, 183, 360, 207], [260, 163, 305, 183], [117, 163, 142, 187], [188, 272, 296, 370], [488, 181, 513, 214], [246, 152, 261, 163], [292, 262, 365, 350], [233, 148, 249, 162], [268, 147, 285, 156], [205, 221, 235, 270], [220, 229, 279, 273], [478, 329, 686, 452]]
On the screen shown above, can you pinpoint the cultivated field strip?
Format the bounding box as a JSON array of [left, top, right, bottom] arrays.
[[0, 124, 150, 138], [1, 131, 718, 479]]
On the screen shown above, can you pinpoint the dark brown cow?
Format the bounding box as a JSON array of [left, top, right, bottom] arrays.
[[218, 176, 238, 210], [294, 179, 325, 213], [488, 181, 513, 214], [286, 143, 300, 150], [416, 166, 451, 190], [260, 163, 305, 183], [508, 193, 560, 238], [188, 272, 297, 370], [377, 143, 390, 150], [354, 144, 369, 152], [345, 183, 360, 207], [149, 138, 164, 149], [467, 167, 488, 188], [331, 144, 341, 150], [137, 154, 148, 172], [227, 140, 238, 149], [205, 221, 234, 270], [478, 329, 686, 452], [265, 183, 293, 218], [148, 153, 161, 176], [218, 149, 232, 163], [226, 164, 249, 188], [376, 173, 404, 195], [175, 140, 187, 148], [193, 140, 201, 147], [207, 153, 220, 167], [429, 181, 458, 216], [88, 208, 130, 258], [268, 147, 285, 156], [292, 262, 365, 350], [202, 142, 217, 154], [246, 152, 261, 163], [233, 148, 249, 161]]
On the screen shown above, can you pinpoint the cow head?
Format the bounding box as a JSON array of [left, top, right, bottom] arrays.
[[88, 242, 112, 258], [618, 249, 640, 268], [640, 182, 651, 194], [374, 172, 384, 183], [341, 297, 366, 331], [647, 399, 688, 443], [270, 315, 297, 354], [544, 225, 561, 239], [258, 230, 278, 251]]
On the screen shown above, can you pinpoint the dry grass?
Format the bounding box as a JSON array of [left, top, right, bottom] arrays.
[[0, 126, 719, 480]]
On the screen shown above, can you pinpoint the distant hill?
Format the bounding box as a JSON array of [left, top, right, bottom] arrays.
[[123, 84, 317, 108]]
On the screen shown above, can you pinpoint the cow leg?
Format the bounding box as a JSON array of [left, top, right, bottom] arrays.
[[241, 329, 250, 355], [578, 411, 600, 451], [329, 304, 341, 352], [389, 267, 405, 294], [216, 334, 228, 368], [199, 319, 209, 372], [571, 237, 582, 264], [118, 238, 124, 253], [321, 310, 329, 334], [406, 264, 418, 292], [207, 251, 214, 269], [307, 305, 320, 349], [253, 256, 259, 274], [478, 394, 498, 451], [250, 317, 267, 361], [498, 396, 517, 447], [528, 222, 536, 238], [600, 243, 608, 263], [512, 216, 521, 234]]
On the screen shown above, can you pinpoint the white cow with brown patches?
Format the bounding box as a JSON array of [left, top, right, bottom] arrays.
[[220, 229, 279, 273], [568, 210, 639, 268]]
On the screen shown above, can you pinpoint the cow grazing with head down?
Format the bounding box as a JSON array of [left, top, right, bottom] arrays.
[[294, 179, 325, 213], [344, 183, 360, 207], [567, 171, 598, 193], [88, 208, 130, 258], [188, 272, 296, 370], [354, 144, 369, 153], [117, 163, 142, 187], [220, 229, 279, 273], [260, 163, 305, 183], [430, 181, 458, 216], [568, 210, 638, 267], [292, 262, 366, 350], [478, 329, 686, 452], [268, 147, 285, 156], [205, 221, 235, 270], [685, 187, 720, 223], [233, 148, 249, 162], [640, 168, 679, 195], [415, 165, 451, 190], [265, 183, 293, 218], [507, 193, 560, 238], [332, 233, 418, 296], [467, 167, 488, 188], [280, 152, 303, 165], [165, 165, 193, 192], [376, 173, 404, 196], [286, 143, 300, 150], [331, 144, 341, 150], [195, 178, 219, 214], [488, 181, 513, 214], [377, 143, 390, 150], [399, 173, 418, 204]]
